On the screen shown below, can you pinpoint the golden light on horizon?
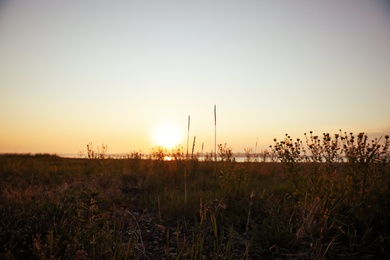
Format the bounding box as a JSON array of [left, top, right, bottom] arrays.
[[152, 123, 183, 149]]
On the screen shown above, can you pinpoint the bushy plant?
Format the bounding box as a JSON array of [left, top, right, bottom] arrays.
[[86, 142, 108, 159], [270, 131, 390, 258], [217, 143, 249, 199]]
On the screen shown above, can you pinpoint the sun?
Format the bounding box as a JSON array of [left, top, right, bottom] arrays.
[[152, 123, 182, 149]]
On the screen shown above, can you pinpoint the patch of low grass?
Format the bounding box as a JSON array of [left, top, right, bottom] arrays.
[[1, 132, 389, 259]]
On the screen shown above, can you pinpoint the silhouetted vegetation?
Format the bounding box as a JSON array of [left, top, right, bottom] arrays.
[[0, 131, 389, 259]]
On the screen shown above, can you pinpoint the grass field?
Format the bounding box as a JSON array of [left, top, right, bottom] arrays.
[[1, 132, 389, 259]]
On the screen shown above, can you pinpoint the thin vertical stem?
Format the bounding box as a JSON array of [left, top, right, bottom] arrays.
[[255, 137, 258, 161], [201, 142, 204, 160], [185, 115, 190, 205], [187, 115, 190, 159], [214, 105, 217, 162], [192, 136, 196, 159]]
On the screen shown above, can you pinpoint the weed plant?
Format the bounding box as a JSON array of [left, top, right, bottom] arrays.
[[270, 131, 390, 258]]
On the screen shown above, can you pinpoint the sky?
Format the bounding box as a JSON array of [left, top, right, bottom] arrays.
[[1, 0, 390, 155]]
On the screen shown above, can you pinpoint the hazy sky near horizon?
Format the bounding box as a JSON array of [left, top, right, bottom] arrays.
[[1, 0, 390, 154]]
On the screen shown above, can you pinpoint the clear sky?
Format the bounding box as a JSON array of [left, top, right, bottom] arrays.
[[1, 0, 390, 155]]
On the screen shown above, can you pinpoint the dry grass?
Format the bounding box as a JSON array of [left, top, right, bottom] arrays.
[[0, 132, 389, 259]]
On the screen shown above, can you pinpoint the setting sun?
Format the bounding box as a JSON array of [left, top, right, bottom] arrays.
[[152, 123, 182, 149]]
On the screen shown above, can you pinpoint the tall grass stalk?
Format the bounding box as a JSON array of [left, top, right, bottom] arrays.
[[254, 137, 258, 162], [214, 104, 217, 162], [191, 136, 196, 159], [185, 115, 190, 205]]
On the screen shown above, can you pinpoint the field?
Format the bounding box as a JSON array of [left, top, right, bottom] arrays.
[[1, 132, 390, 259]]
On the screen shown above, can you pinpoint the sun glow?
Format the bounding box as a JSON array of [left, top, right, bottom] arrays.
[[152, 123, 182, 149]]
